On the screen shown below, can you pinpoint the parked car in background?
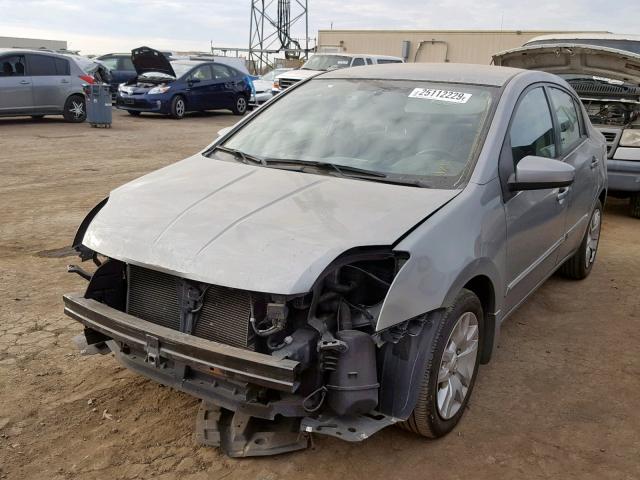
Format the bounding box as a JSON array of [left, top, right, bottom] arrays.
[[272, 53, 403, 94], [494, 33, 640, 217], [96, 53, 137, 95], [66, 63, 605, 457], [0, 48, 91, 122], [115, 46, 252, 119], [249, 67, 292, 108]]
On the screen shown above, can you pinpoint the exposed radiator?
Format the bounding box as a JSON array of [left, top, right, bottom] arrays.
[[126, 265, 254, 350]]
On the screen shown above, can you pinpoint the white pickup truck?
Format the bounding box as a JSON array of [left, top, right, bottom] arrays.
[[272, 53, 403, 95]]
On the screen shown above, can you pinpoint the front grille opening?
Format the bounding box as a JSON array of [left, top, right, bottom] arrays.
[[126, 265, 255, 350]]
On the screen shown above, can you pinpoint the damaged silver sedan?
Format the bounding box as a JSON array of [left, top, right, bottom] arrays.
[[65, 63, 606, 456]]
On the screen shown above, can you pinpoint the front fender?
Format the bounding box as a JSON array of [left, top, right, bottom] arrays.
[[376, 179, 506, 331]]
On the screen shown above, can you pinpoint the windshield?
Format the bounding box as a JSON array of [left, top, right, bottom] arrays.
[[526, 38, 640, 55], [301, 55, 352, 71], [221, 79, 496, 188], [170, 62, 195, 78]]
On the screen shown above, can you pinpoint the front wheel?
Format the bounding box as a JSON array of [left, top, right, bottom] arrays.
[[232, 95, 248, 116], [63, 95, 86, 123], [170, 96, 186, 119], [559, 200, 602, 279], [401, 289, 483, 438], [127, 110, 141, 117]]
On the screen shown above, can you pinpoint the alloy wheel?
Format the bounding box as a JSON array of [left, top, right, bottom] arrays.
[[237, 97, 247, 113], [70, 100, 84, 119], [436, 311, 479, 420], [176, 99, 185, 117], [585, 209, 601, 269]]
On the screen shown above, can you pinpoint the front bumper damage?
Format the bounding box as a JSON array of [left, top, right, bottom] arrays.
[[63, 292, 399, 456]]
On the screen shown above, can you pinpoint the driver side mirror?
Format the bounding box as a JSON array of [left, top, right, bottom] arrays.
[[188, 78, 201, 84], [508, 155, 575, 191]]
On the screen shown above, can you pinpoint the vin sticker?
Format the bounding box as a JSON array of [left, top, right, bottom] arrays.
[[408, 88, 472, 104]]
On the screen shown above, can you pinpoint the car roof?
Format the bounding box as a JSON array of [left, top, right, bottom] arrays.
[[313, 52, 403, 60], [526, 33, 640, 43], [0, 48, 71, 59], [319, 63, 524, 87]]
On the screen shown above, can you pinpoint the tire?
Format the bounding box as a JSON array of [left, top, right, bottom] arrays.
[[170, 96, 186, 119], [127, 110, 141, 117], [232, 95, 248, 116], [62, 95, 86, 123], [559, 200, 602, 279], [401, 289, 483, 438], [630, 193, 640, 219]]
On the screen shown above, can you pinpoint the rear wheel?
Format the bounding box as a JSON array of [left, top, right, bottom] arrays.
[[170, 96, 186, 119], [630, 193, 640, 219], [127, 110, 141, 117], [401, 289, 483, 438], [63, 95, 86, 123], [559, 200, 602, 279], [232, 95, 248, 115]]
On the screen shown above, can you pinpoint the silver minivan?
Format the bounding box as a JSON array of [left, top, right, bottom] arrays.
[[0, 49, 89, 122]]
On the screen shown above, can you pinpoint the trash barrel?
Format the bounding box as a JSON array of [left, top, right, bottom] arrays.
[[84, 84, 112, 128]]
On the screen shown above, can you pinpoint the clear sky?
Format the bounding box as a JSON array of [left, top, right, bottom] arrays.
[[1, 0, 638, 55]]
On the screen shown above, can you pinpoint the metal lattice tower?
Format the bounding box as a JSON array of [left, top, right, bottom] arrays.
[[248, 0, 309, 73]]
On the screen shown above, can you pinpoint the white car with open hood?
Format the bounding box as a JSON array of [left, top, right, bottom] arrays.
[[494, 33, 640, 217]]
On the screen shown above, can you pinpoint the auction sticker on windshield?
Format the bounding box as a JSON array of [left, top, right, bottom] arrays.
[[409, 88, 472, 104]]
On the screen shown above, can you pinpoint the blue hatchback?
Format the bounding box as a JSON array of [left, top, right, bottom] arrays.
[[115, 47, 252, 119]]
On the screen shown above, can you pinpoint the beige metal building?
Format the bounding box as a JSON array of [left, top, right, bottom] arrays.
[[317, 30, 607, 65], [0, 36, 67, 50]]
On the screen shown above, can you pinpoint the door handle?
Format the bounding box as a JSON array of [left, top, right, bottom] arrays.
[[61, 79, 70, 84], [19, 80, 30, 85], [557, 187, 571, 202], [590, 156, 600, 169]]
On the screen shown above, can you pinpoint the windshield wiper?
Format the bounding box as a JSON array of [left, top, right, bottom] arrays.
[[262, 158, 430, 187], [263, 158, 386, 177], [214, 146, 266, 166]]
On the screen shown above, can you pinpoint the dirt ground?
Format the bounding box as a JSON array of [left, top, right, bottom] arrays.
[[0, 109, 639, 480]]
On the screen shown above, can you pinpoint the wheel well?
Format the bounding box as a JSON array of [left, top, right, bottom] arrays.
[[463, 275, 495, 364], [598, 188, 607, 208]]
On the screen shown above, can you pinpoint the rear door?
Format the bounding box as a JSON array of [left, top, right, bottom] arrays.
[[28, 54, 72, 112], [0, 54, 33, 114], [547, 86, 600, 260], [211, 64, 238, 108], [501, 86, 569, 313]]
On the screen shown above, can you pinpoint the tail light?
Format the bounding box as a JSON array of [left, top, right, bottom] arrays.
[[79, 74, 95, 84]]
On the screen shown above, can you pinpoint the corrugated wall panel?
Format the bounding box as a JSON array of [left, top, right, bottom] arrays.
[[317, 30, 607, 65]]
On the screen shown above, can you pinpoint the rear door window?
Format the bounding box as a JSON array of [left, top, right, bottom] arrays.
[[548, 88, 583, 153], [54, 58, 70, 75], [119, 57, 135, 71], [366, 58, 373, 65], [509, 87, 556, 164], [351, 57, 365, 67], [0, 55, 26, 76], [29, 55, 58, 76]]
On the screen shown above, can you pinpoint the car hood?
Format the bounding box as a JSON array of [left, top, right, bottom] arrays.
[[277, 69, 321, 81], [83, 155, 460, 294], [252, 79, 272, 92], [131, 46, 175, 77], [493, 44, 640, 85]]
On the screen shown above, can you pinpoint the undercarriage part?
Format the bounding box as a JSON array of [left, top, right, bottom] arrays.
[[301, 412, 399, 442], [67, 264, 92, 281], [326, 330, 379, 416], [195, 402, 309, 457]]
